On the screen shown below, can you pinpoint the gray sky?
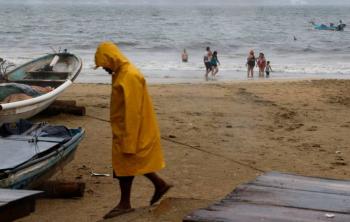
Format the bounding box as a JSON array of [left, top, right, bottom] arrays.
[[3, 0, 350, 5]]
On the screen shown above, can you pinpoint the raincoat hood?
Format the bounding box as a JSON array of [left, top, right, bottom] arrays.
[[95, 41, 129, 72]]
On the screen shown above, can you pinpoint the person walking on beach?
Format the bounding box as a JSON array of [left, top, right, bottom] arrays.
[[94, 41, 172, 219], [204, 46, 213, 81], [182, 49, 188, 62], [246, 50, 256, 78], [210, 51, 220, 79], [265, 61, 272, 78], [257, 53, 266, 78]]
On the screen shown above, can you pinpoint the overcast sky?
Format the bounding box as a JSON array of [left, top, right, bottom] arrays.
[[2, 0, 350, 5]]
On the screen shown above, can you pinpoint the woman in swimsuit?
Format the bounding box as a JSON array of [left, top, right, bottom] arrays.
[[246, 50, 256, 78]]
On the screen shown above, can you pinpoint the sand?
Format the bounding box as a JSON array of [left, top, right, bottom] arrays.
[[19, 79, 350, 222]]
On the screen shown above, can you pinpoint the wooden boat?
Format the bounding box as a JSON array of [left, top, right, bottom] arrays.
[[0, 53, 82, 125], [0, 120, 84, 189]]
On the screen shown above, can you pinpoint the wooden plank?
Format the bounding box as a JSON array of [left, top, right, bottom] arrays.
[[184, 202, 350, 222], [51, 100, 77, 107], [251, 172, 350, 196], [226, 184, 350, 213], [43, 105, 86, 116], [0, 189, 42, 222], [0, 197, 36, 222], [0, 189, 42, 203]]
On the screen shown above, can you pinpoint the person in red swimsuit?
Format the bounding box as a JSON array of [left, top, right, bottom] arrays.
[[257, 53, 266, 78]]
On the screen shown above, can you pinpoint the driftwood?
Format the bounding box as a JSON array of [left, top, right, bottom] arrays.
[[42, 100, 85, 116]]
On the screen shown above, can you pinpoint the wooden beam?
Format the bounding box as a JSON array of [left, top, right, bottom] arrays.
[[0, 189, 42, 222]]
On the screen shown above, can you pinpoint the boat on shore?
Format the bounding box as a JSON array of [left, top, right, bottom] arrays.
[[0, 52, 82, 125], [0, 120, 84, 189]]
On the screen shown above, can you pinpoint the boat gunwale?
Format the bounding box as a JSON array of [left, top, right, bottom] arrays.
[[0, 80, 72, 111], [0, 52, 83, 111]]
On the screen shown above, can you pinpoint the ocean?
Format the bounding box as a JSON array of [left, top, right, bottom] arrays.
[[1, 2, 350, 83]]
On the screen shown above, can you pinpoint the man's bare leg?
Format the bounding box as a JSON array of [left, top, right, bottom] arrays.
[[144, 173, 172, 205], [116, 176, 134, 209], [103, 176, 134, 219]]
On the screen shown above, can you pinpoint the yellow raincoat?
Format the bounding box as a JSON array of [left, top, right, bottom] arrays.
[[95, 41, 165, 176]]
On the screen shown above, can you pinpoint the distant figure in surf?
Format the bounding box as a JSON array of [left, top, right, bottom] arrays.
[[265, 61, 273, 78], [246, 50, 256, 78], [210, 51, 220, 79], [293, 36, 297, 41], [257, 52, 266, 78], [182, 49, 188, 62], [204, 46, 213, 81]]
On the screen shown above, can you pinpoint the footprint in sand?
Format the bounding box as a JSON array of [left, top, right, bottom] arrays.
[[285, 123, 304, 131], [306, 126, 318, 131], [331, 161, 347, 166]]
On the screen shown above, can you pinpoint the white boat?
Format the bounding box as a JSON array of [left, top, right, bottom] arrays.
[[0, 53, 82, 125]]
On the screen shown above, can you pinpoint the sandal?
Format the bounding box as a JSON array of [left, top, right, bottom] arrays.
[[103, 207, 134, 219]]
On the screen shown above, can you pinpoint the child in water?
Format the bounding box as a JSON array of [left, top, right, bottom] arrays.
[[210, 51, 220, 79], [265, 61, 272, 78]]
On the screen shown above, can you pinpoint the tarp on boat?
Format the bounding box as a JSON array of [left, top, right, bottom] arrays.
[[0, 139, 63, 170], [0, 120, 73, 171]]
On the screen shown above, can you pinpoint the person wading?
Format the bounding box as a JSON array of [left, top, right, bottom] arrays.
[[94, 41, 172, 219]]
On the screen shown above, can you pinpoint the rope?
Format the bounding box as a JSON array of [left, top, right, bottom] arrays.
[[160, 136, 265, 173], [85, 115, 265, 173]]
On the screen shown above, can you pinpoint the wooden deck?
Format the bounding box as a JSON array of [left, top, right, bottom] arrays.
[[0, 188, 42, 222], [184, 172, 350, 222]]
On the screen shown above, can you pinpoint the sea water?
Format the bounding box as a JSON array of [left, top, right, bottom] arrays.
[[1, 1, 350, 83]]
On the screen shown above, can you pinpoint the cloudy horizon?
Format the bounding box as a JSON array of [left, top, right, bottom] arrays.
[[1, 0, 350, 5]]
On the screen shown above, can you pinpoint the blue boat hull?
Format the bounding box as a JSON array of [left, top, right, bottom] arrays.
[[313, 24, 346, 31], [0, 128, 85, 189]]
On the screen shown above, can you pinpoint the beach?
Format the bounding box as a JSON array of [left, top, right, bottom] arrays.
[[19, 79, 350, 222]]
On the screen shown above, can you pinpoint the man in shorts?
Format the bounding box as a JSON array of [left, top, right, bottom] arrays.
[[204, 46, 212, 81]]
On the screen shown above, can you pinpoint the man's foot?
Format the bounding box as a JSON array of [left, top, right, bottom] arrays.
[[103, 207, 134, 219], [150, 184, 173, 206]]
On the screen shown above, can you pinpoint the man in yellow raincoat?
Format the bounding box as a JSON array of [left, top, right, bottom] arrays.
[[95, 41, 172, 219]]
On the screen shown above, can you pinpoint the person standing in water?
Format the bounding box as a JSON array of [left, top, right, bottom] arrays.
[[210, 51, 220, 79], [182, 49, 188, 62], [204, 46, 213, 81], [257, 53, 266, 78], [265, 61, 273, 78], [94, 41, 172, 219], [246, 50, 256, 78]]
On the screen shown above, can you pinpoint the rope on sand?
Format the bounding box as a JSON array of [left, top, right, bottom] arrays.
[[161, 136, 265, 173], [85, 114, 265, 173]]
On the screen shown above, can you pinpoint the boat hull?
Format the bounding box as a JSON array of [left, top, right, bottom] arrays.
[[0, 53, 82, 124], [0, 128, 85, 189], [0, 93, 58, 125]]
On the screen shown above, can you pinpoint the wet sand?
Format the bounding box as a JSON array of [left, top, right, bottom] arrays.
[[20, 79, 350, 222]]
